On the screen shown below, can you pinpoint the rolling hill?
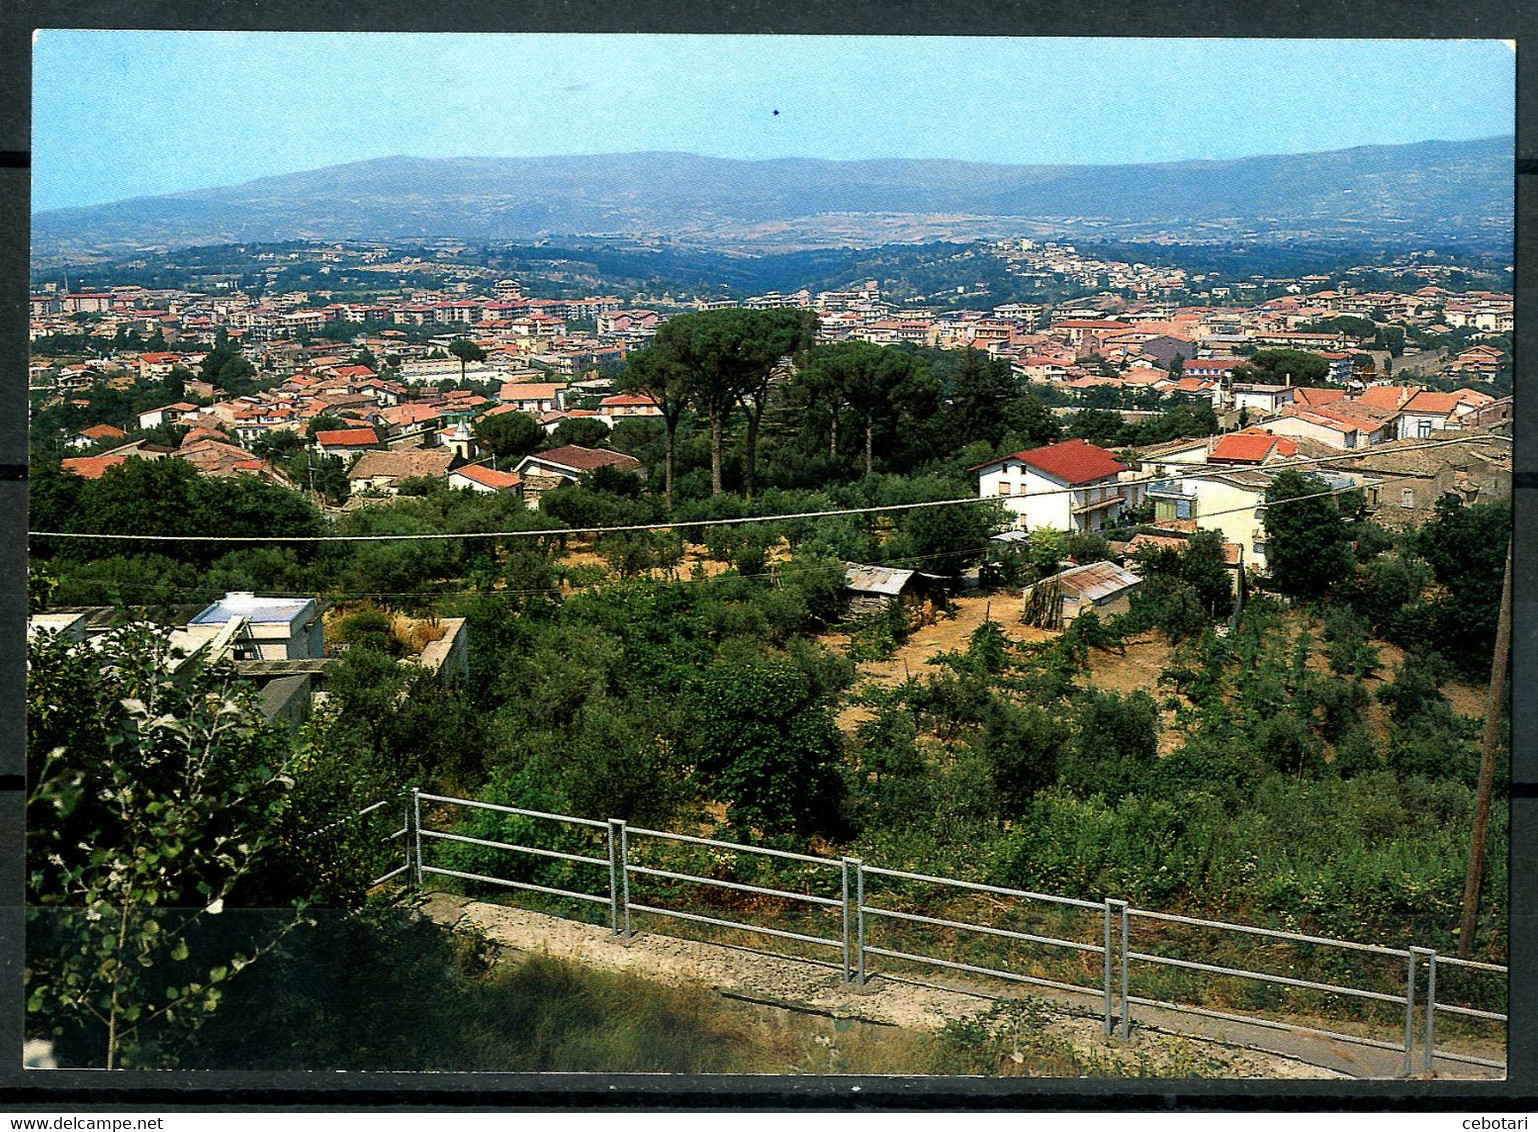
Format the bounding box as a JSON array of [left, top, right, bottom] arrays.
[[30, 137, 1512, 264]]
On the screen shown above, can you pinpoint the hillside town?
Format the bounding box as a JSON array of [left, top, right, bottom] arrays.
[[22, 24, 1517, 1086], [28, 241, 1513, 525]]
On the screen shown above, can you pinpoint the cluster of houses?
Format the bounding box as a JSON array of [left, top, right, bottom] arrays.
[[31, 245, 1511, 407], [27, 590, 470, 730], [972, 380, 1510, 624], [58, 355, 658, 508]]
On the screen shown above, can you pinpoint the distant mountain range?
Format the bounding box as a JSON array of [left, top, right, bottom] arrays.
[[30, 137, 1513, 264]]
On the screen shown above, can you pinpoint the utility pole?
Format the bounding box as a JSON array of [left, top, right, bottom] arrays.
[[1458, 541, 1512, 958]]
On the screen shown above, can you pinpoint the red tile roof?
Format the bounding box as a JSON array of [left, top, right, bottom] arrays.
[[78, 424, 125, 440], [452, 464, 523, 490], [1291, 386, 1348, 408], [62, 454, 128, 479], [525, 445, 641, 473], [1209, 429, 1296, 464], [1403, 391, 1462, 415], [975, 438, 1127, 484], [314, 428, 380, 447], [1353, 385, 1417, 412]]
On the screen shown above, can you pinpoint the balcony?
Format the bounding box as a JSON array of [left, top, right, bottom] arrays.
[[1071, 492, 1127, 515], [1146, 479, 1189, 499]]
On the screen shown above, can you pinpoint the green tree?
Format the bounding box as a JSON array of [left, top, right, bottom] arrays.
[[1411, 496, 1509, 679], [1262, 469, 1355, 600], [473, 412, 544, 465], [548, 416, 610, 450], [1234, 349, 1329, 386], [304, 415, 350, 441], [683, 657, 844, 837], [797, 342, 940, 477], [448, 339, 486, 383], [26, 626, 323, 1068], [1133, 530, 1234, 622], [998, 392, 1062, 452], [641, 308, 815, 498], [617, 344, 693, 509], [732, 309, 818, 500], [945, 349, 1017, 448]]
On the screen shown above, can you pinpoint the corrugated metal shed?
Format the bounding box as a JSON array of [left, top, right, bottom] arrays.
[[844, 563, 918, 597], [1053, 560, 1143, 603]]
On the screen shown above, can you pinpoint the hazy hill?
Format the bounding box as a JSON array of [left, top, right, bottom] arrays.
[[31, 137, 1512, 263]]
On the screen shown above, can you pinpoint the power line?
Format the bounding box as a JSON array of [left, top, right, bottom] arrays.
[[37, 540, 1003, 603], [29, 433, 1504, 545], [35, 455, 1474, 612]]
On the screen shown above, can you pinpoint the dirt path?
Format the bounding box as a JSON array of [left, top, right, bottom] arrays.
[[834, 594, 1057, 732], [416, 892, 1356, 1080]]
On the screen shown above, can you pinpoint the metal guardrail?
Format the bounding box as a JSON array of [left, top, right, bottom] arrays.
[[360, 788, 1507, 1076]]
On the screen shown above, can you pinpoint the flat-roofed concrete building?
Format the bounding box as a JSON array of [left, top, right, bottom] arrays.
[[186, 592, 324, 660]]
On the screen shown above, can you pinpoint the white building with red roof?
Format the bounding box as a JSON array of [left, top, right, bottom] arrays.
[[1208, 429, 1300, 466], [597, 392, 663, 423], [1396, 389, 1487, 440], [972, 438, 1141, 533], [448, 463, 523, 494], [513, 444, 642, 509], [67, 423, 126, 449], [313, 427, 381, 457]]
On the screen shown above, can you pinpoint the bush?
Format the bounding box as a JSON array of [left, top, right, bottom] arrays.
[[334, 608, 403, 657]]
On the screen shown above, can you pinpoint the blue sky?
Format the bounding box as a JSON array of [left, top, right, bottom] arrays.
[[31, 32, 1515, 213]]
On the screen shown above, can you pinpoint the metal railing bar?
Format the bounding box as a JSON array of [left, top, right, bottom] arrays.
[[416, 792, 610, 829], [1122, 995, 1413, 1056], [1127, 908, 1413, 958], [861, 866, 1103, 910], [626, 825, 836, 866], [862, 904, 1105, 954], [626, 864, 842, 907], [357, 800, 389, 817], [419, 828, 607, 868], [1434, 955, 1509, 974], [627, 902, 841, 949], [389, 789, 1511, 1071], [1429, 1050, 1508, 1070], [316, 801, 393, 839], [418, 865, 609, 905], [1126, 950, 1408, 1004], [1433, 1003, 1509, 1022], [863, 944, 1099, 998]]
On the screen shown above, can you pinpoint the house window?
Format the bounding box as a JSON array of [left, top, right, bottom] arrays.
[[1400, 488, 1415, 509], [998, 482, 1014, 496]]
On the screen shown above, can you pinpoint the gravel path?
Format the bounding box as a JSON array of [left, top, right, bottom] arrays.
[[418, 892, 1360, 1080]]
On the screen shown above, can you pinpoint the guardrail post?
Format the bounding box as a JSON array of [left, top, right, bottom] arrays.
[[1402, 947, 1420, 1077], [840, 857, 856, 983], [854, 858, 866, 986], [1101, 899, 1115, 1036], [399, 790, 412, 883], [608, 819, 624, 935], [411, 787, 424, 888], [1416, 947, 1437, 1075], [619, 820, 632, 938], [1117, 901, 1131, 1037]]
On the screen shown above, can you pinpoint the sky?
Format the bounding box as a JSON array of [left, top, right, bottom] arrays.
[[31, 32, 1516, 213]]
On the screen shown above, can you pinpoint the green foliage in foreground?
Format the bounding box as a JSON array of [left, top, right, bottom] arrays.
[[182, 908, 1234, 1076]]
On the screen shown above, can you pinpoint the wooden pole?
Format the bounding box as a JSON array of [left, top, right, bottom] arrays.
[[1458, 541, 1512, 958]]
